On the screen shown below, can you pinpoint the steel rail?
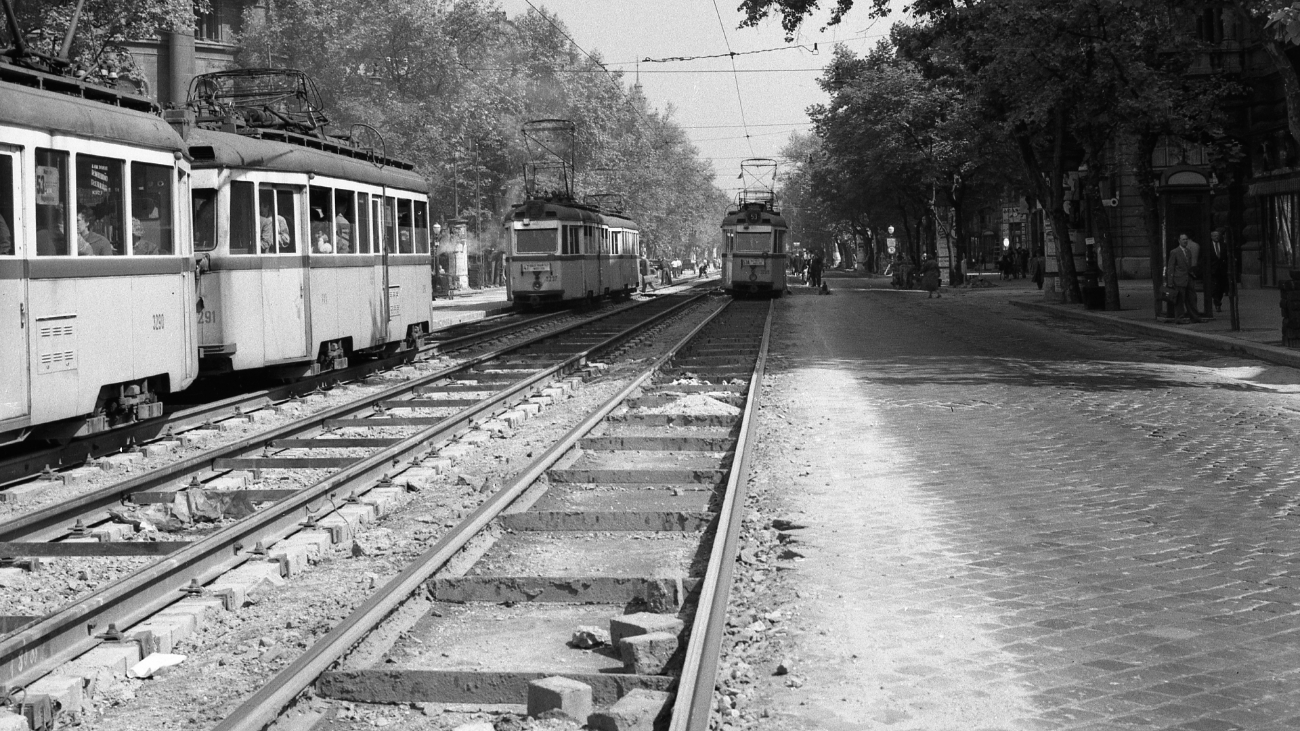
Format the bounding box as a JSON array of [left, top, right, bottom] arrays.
[[0, 311, 569, 489], [0, 293, 709, 692], [210, 300, 735, 731], [0, 299, 659, 545], [670, 299, 773, 731]]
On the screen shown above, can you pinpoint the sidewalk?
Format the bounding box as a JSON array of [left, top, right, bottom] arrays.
[[996, 276, 1300, 369]]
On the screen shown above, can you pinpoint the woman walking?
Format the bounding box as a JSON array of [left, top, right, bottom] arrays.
[[921, 254, 941, 298]]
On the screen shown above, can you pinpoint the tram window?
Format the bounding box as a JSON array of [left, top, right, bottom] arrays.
[[413, 200, 429, 253], [308, 186, 333, 254], [130, 162, 173, 255], [275, 189, 297, 253], [515, 228, 556, 254], [75, 154, 124, 256], [733, 232, 769, 252], [397, 199, 414, 254], [0, 154, 13, 255], [229, 181, 257, 254], [34, 149, 69, 256], [384, 196, 396, 253], [356, 193, 370, 254], [773, 230, 785, 254], [193, 189, 217, 252], [334, 190, 354, 254], [561, 226, 579, 255]]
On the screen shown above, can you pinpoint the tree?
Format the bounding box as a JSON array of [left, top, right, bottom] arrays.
[[1, 0, 200, 90], [742, 0, 1230, 308], [238, 0, 725, 265]]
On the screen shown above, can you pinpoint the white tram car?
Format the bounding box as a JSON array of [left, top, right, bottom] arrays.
[[0, 71, 198, 445], [185, 72, 432, 375], [505, 198, 640, 308], [720, 200, 788, 297]]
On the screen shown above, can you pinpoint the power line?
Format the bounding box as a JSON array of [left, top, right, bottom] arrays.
[[641, 43, 817, 64], [460, 67, 827, 74], [710, 0, 754, 157], [680, 122, 810, 129]]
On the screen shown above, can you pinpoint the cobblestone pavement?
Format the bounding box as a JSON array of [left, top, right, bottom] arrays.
[[746, 279, 1300, 731]]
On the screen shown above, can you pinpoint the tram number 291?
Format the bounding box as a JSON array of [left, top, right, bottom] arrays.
[[152, 314, 166, 331], [197, 310, 217, 325]]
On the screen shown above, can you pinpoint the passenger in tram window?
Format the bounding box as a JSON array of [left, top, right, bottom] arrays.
[[193, 191, 217, 252], [259, 197, 290, 253], [334, 191, 354, 254], [77, 208, 115, 256], [132, 217, 160, 256], [310, 207, 333, 253]]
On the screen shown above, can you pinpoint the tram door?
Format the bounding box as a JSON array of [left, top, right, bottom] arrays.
[[0, 149, 28, 422], [260, 185, 309, 362]]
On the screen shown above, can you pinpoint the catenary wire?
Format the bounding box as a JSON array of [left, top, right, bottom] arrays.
[[710, 0, 754, 157]]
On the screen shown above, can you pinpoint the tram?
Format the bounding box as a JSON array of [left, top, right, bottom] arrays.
[[505, 196, 640, 309], [185, 70, 432, 375], [721, 159, 787, 297], [0, 69, 199, 445]]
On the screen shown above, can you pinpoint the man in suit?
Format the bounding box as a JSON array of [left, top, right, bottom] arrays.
[[1202, 229, 1230, 317], [1168, 233, 1201, 323]]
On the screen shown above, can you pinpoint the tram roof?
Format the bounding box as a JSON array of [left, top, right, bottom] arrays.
[[187, 128, 429, 193], [508, 198, 640, 230], [721, 207, 787, 228], [0, 78, 185, 153]]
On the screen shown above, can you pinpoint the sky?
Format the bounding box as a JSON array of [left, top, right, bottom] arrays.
[[496, 0, 890, 197]]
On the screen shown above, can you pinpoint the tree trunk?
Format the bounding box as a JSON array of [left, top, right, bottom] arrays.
[[1014, 110, 1081, 303], [1089, 185, 1122, 310]]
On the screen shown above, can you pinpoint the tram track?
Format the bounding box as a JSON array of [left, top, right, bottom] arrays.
[[0, 290, 718, 713], [0, 295, 666, 495], [209, 299, 772, 731]]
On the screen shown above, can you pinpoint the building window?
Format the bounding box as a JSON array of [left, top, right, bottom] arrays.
[[195, 2, 221, 42]]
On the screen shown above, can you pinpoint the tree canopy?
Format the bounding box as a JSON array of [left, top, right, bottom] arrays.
[[239, 0, 728, 260]]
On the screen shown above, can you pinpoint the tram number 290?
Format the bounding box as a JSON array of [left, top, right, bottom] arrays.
[[152, 314, 165, 331]]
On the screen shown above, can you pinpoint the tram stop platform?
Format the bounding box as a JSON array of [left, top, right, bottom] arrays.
[[427, 273, 719, 331], [429, 286, 513, 329]]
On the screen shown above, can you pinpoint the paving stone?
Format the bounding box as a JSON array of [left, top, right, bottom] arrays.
[[0, 711, 29, 731], [526, 676, 593, 721], [587, 688, 670, 731], [608, 613, 684, 645], [618, 631, 678, 675]]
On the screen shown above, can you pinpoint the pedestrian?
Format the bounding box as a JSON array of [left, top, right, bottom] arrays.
[[1167, 233, 1201, 324], [808, 254, 824, 288], [1017, 246, 1029, 279], [1183, 233, 1203, 318], [921, 254, 941, 298], [1203, 229, 1229, 317], [1030, 248, 1045, 290]]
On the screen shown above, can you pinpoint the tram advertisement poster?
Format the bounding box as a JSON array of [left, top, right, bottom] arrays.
[[35, 166, 60, 206]]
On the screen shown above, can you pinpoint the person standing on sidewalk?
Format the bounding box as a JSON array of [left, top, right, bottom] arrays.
[[1203, 229, 1229, 317], [1183, 233, 1203, 318], [921, 254, 941, 298], [1169, 234, 1201, 324]]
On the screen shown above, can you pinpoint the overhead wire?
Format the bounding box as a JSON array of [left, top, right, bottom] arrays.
[[709, 0, 754, 157]]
